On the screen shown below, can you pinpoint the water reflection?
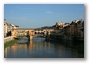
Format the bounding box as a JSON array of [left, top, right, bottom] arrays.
[[4, 37, 84, 58]]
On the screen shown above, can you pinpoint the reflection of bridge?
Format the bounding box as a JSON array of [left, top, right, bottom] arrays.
[[11, 28, 54, 40]]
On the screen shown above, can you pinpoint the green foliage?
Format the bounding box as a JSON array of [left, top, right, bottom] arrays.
[[4, 40, 17, 48]]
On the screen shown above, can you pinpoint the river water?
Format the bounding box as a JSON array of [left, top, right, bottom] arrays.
[[4, 37, 84, 58]]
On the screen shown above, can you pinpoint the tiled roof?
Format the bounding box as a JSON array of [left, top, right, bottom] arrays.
[[17, 28, 34, 30]]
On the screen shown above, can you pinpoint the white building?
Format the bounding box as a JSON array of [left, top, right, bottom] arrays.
[[4, 19, 8, 37], [63, 23, 70, 27], [56, 22, 64, 27], [7, 23, 19, 32]]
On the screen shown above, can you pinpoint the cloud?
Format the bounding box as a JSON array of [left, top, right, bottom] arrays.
[[46, 11, 53, 14]]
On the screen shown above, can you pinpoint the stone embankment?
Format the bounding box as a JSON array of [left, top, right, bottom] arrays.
[[4, 36, 14, 43]]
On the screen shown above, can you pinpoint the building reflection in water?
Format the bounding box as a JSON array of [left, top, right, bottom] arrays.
[[4, 47, 7, 57], [4, 37, 84, 58]]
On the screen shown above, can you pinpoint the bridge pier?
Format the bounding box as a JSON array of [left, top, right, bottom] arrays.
[[29, 35, 33, 40], [28, 35, 33, 41]]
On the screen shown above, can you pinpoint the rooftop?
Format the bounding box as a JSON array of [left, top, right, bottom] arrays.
[[17, 28, 35, 30]]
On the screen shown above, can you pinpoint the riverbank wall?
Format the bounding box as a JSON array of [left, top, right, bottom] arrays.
[[4, 36, 14, 43]]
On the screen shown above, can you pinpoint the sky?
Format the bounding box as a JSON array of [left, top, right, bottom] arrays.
[[4, 4, 84, 28]]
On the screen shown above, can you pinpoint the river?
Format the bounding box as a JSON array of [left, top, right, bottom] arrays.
[[4, 37, 84, 58]]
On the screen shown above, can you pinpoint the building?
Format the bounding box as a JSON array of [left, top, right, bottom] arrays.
[[64, 19, 84, 39], [15, 28, 34, 37], [7, 23, 19, 36], [75, 20, 84, 38], [7, 24, 19, 32], [56, 22, 64, 28], [63, 23, 70, 27], [7, 23, 12, 33], [4, 19, 8, 37], [4, 19, 19, 37]]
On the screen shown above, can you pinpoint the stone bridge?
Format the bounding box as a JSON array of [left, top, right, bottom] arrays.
[[11, 28, 54, 40]]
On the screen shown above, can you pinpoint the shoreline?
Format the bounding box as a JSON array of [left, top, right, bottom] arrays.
[[4, 39, 17, 48]]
